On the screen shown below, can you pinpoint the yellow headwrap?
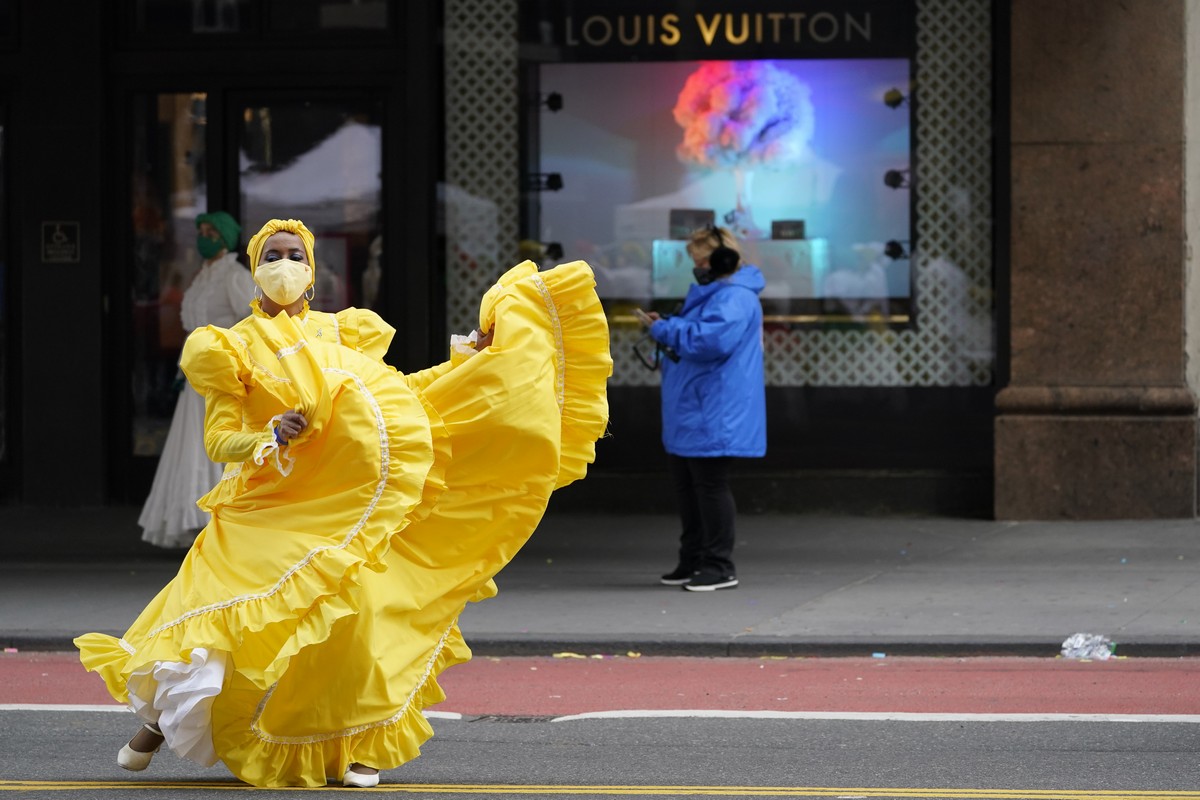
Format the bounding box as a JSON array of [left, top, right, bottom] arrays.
[[245, 219, 317, 278]]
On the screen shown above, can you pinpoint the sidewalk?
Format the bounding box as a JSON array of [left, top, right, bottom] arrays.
[[1, 506, 1198, 657]]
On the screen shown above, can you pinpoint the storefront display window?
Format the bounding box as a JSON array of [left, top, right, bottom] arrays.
[[536, 58, 913, 324], [441, 0, 994, 390]]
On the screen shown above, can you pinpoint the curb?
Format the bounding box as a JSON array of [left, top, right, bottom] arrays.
[[7, 633, 1197, 659], [463, 636, 1200, 659]]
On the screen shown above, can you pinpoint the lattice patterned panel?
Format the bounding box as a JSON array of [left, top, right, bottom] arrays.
[[443, 1, 520, 337], [443, 0, 994, 387]]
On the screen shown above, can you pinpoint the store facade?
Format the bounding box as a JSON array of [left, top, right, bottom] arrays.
[[1, 1, 1196, 518], [445, 0, 1002, 513]]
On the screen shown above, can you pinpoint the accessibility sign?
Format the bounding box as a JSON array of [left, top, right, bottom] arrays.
[[41, 221, 80, 263]]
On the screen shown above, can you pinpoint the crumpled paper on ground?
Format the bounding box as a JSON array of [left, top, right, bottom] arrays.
[[1060, 632, 1115, 660]]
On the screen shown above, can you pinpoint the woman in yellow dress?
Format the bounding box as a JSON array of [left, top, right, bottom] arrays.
[[75, 219, 612, 788]]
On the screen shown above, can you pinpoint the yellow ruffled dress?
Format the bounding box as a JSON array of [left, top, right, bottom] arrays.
[[76, 260, 611, 787]]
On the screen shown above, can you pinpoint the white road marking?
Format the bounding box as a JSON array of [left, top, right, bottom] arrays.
[[6, 704, 1196, 725], [0, 704, 129, 712], [549, 709, 1200, 724]]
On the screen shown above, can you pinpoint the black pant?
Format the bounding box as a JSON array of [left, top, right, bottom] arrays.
[[668, 454, 736, 576]]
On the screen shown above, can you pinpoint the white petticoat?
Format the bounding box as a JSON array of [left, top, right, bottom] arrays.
[[138, 386, 223, 548], [127, 647, 228, 767]]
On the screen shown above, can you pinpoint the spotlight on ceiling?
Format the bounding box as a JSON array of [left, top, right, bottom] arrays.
[[883, 88, 909, 109], [884, 240, 910, 260], [524, 172, 564, 192], [883, 169, 910, 190]]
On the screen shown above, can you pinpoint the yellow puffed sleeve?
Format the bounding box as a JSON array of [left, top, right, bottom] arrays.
[[180, 327, 276, 464], [335, 307, 396, 364], [401, 261, 540, 392], [477, 260, 538, 335], [403, 359, 455, 393]]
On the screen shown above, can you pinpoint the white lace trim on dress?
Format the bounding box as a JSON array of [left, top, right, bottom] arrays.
[[253, 415, 295, 478], [531, 274, 565, 412], [249, 620, 456, 744]]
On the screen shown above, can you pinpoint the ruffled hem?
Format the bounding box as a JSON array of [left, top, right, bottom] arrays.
[[77, 353, 453, 709], [77, 552, 370, 717], [216, 623, 472, 788], [83, 416, 451, 687], [532, 261, 613, 488], [76, 424, 453, 785]]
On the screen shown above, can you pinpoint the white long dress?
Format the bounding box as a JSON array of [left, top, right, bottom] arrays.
[[138, 252, 255, 548]]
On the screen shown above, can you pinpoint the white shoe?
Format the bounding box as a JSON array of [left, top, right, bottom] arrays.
[[117, 724, 163, 771], [343, 765, 380, 788]]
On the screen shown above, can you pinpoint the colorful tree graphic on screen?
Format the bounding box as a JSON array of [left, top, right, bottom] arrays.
[[673, 61, 815, 238]]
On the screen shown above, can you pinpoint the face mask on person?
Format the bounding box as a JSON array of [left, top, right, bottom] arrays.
[[197, 235, 224, 260], [255, 258, 313, 305], [692, 266, 715, 285]]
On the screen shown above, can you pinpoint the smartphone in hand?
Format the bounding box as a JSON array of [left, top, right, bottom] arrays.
[[632, 308, 655, 327]]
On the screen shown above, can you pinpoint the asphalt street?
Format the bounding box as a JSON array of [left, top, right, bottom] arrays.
[[3, 653, 1200, 798], [2, 708, 1198, 798]]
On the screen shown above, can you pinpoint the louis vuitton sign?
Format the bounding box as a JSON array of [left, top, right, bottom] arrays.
[[521, 0, 916, 61]]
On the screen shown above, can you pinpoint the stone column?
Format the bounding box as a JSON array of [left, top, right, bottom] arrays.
[[995, 0, 1197, 518]]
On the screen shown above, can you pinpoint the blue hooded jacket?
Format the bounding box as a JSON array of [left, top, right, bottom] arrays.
[[649, 264, 767, 458]]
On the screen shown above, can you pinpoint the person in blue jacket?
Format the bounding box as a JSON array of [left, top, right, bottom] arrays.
[[639, 225, 766, 591]]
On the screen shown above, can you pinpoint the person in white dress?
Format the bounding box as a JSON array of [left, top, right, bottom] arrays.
[[139, 212, 255, 548]]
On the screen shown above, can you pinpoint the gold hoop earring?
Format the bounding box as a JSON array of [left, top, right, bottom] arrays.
[[304, 286, 315, 301], [253, 285, 262, 301]]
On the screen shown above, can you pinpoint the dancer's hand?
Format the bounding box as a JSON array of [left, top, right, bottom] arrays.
[[474, 328, 495, 349], [276, 410, 308, 444]]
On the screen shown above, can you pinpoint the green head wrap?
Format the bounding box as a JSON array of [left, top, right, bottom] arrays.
[[195, 211, 241, 252]]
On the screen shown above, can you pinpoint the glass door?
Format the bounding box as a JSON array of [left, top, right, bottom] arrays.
[[117, 88, 391, 503], [236, 95, 385, 312], [129, 92, 210, 460], [0, 113, 7, 482]]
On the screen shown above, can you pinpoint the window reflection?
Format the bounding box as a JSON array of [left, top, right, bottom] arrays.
[[268, 0, 388, 31], [0, 1, 12, 46], [134, 0, 252, 35], [239, 100, 383, 312], [131, 93, 208, 456], [133, 0, 391, 37], [0, 123, 5, 464]]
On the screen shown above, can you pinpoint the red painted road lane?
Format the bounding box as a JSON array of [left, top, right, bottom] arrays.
[[5, 652, 1199, 716], [436, 655, 1200, 716]]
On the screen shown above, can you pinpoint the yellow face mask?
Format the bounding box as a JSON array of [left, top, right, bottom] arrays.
[[255, 258, 313, 305]]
